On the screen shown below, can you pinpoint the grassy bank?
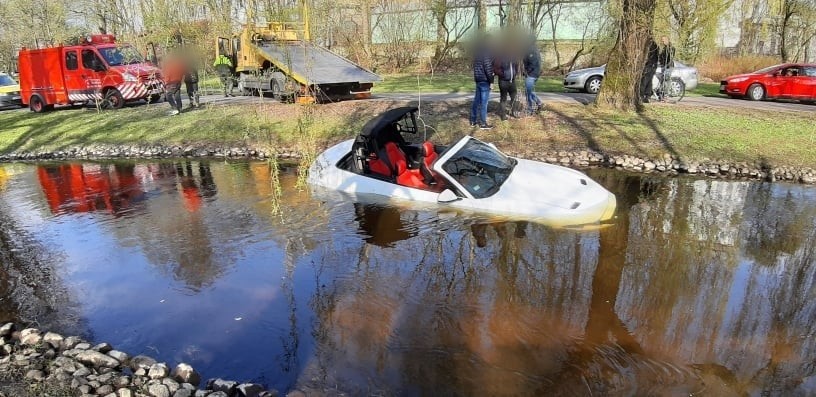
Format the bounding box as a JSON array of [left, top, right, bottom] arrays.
[[1, 99, 813, 169], [376, 73, 723, 98]]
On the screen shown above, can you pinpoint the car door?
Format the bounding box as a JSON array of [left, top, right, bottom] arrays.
[[81, 49, 107, 99], [795, 66, 816, 100], [62, 49, 86, 101], [766, 67, 792, 98], [781, 66, 803, 98]]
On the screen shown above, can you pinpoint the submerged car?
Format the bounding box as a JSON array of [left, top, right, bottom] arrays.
[[308, 107, 617, 226], [720, 63, 816, 103], [0, 72, 22, 108], [563, 62, 699, 94]]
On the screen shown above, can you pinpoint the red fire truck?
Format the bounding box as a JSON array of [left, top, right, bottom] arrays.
[[18, 34, 164, 112]]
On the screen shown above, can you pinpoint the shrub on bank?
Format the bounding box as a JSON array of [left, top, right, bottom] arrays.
[[697, 55, 781, 81]]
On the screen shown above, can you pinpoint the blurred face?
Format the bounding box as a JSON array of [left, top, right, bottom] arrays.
[[661, 36, 669, 46]]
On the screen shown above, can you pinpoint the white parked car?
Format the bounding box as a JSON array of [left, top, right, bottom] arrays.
[[563, 62, 699, 94], [308, 107, 617, 227]]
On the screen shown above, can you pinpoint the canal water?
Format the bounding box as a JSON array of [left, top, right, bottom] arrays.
[[0, 161, 814, 396]]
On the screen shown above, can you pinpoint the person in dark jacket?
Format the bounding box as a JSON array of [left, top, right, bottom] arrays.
[[523, 40, 543, 115], [470, 39, 495, 130], [641, 40, 659, 103], [184, 57, 200, 108], [656, 36, 675, 101], [495, 51, 519, 121]]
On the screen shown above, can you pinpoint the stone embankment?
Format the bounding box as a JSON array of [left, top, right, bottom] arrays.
[[0, 323, 280, 397], [1, 144, 814, 185]]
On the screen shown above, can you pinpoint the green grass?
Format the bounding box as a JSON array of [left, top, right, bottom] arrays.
[[376, 74, 563, 94], [685, 82, 722, 97], [0, 100, 813, 169]]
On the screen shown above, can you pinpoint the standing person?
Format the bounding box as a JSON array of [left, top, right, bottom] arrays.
[[214, 53, 234, 97], [641, 40, 659, 103], [184, 56, 200, 109], [470, 38, 494, 130], [523, 39, 543, 115], [495, 50, 519, 121], [163, 52, 185, 115], [656, 36, 675, 101]]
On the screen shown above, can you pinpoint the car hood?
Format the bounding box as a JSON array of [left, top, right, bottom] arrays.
[[111, 64, 162, 79], [489, 159, 613, 211], [724, 72, 763, 81], [567, 65, 605, 76], [0, 84, 20, 94]]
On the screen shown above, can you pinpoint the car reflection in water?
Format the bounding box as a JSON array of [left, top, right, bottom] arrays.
[[37, 163, 146, 216], [36, 161, 219, 216], [353, 203, 417, 247]]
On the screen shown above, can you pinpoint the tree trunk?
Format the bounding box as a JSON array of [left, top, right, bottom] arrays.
[[476, 0, 487, 32], [595, 0, 657, 111], [507, 0, 522, 27]]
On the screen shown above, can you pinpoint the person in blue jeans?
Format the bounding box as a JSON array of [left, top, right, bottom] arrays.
[[470, 40, 495, 130], [523, 41, 543, 115]]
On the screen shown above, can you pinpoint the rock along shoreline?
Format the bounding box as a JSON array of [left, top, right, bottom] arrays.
[[1, 143, 815, 185], [0, 322, 281, 397]]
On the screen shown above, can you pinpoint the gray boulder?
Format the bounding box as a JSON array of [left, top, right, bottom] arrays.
[[42, 332, 64, 348], [131, 355, 158, 371], [0, 323, 13, 337], [74, 349, 120, 368], [208, 378, 238, 396], [108, 350, 129, 364], [93, 342, 114, 353], [237, 383, 265, 397], [25, 369, 45, 381], [19, 328, 42, 346], [172, 363, 201, 387], [148, 363, 170, 379], [148, 383, 171, 397], [62, 336, 82, 350]]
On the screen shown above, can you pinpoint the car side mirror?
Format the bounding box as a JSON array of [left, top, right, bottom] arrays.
[[93, 62, 106, 72], [437, 189, 460, 203]]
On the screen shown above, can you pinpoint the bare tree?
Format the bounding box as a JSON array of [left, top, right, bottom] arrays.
[[428, 0, 476, 69]]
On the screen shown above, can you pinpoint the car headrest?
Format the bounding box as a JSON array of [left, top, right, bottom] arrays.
[[421, 141, 435, 157]]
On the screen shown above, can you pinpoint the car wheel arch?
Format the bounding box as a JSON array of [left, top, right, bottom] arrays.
[[585, 75, 603, 94], [746, 82, 766, 101]]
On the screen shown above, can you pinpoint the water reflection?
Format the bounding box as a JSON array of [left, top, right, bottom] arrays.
[[353, 203, 417, 247], [0, 161, 814, 395]]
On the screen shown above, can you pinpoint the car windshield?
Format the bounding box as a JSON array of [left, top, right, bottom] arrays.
[[0, 75, 15, 86], [441, 138, 517, 199], [755, 65, 781, 74], [99, 45, 144, 66]]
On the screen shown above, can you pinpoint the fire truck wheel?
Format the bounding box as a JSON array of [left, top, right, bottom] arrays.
[[148, 94, 163, 104], [29, 95, 47, 113], [103, 89, 125, 110]]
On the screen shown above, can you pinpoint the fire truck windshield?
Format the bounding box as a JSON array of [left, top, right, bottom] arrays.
[[98, 46, 144, 66]]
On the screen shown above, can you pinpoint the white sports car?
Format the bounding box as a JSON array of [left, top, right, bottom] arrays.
[[307, 107, 617, 226]]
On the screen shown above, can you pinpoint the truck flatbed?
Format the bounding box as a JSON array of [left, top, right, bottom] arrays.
[[251, 41, 380, 85]]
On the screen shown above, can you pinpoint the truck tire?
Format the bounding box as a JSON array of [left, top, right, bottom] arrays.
[[29, 95, 47, 113], [148, 94, 162, 104], [103, 89, 125, 109]]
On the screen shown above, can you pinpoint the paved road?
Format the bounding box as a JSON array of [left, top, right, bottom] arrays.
[[3, 90, 813, 114], [372, 91, 815, 113]]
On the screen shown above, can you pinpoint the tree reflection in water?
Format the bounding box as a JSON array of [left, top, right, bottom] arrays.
[[1, 162, 815, 395]]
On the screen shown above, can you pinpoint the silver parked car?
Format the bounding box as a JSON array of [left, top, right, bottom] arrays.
[[563, 62, 699, 94]]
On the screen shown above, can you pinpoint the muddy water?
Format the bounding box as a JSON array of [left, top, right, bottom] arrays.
[[0, 161, 814, 396]]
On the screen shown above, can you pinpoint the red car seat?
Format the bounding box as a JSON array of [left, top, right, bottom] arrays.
[[419, 141, 445, 190], [383, 142, 429, 189]]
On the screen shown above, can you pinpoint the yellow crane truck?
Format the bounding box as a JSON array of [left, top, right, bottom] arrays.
[[216, 2, 380, 103]]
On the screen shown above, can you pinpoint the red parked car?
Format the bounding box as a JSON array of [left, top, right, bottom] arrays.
[[720, 63, 816, 103]]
